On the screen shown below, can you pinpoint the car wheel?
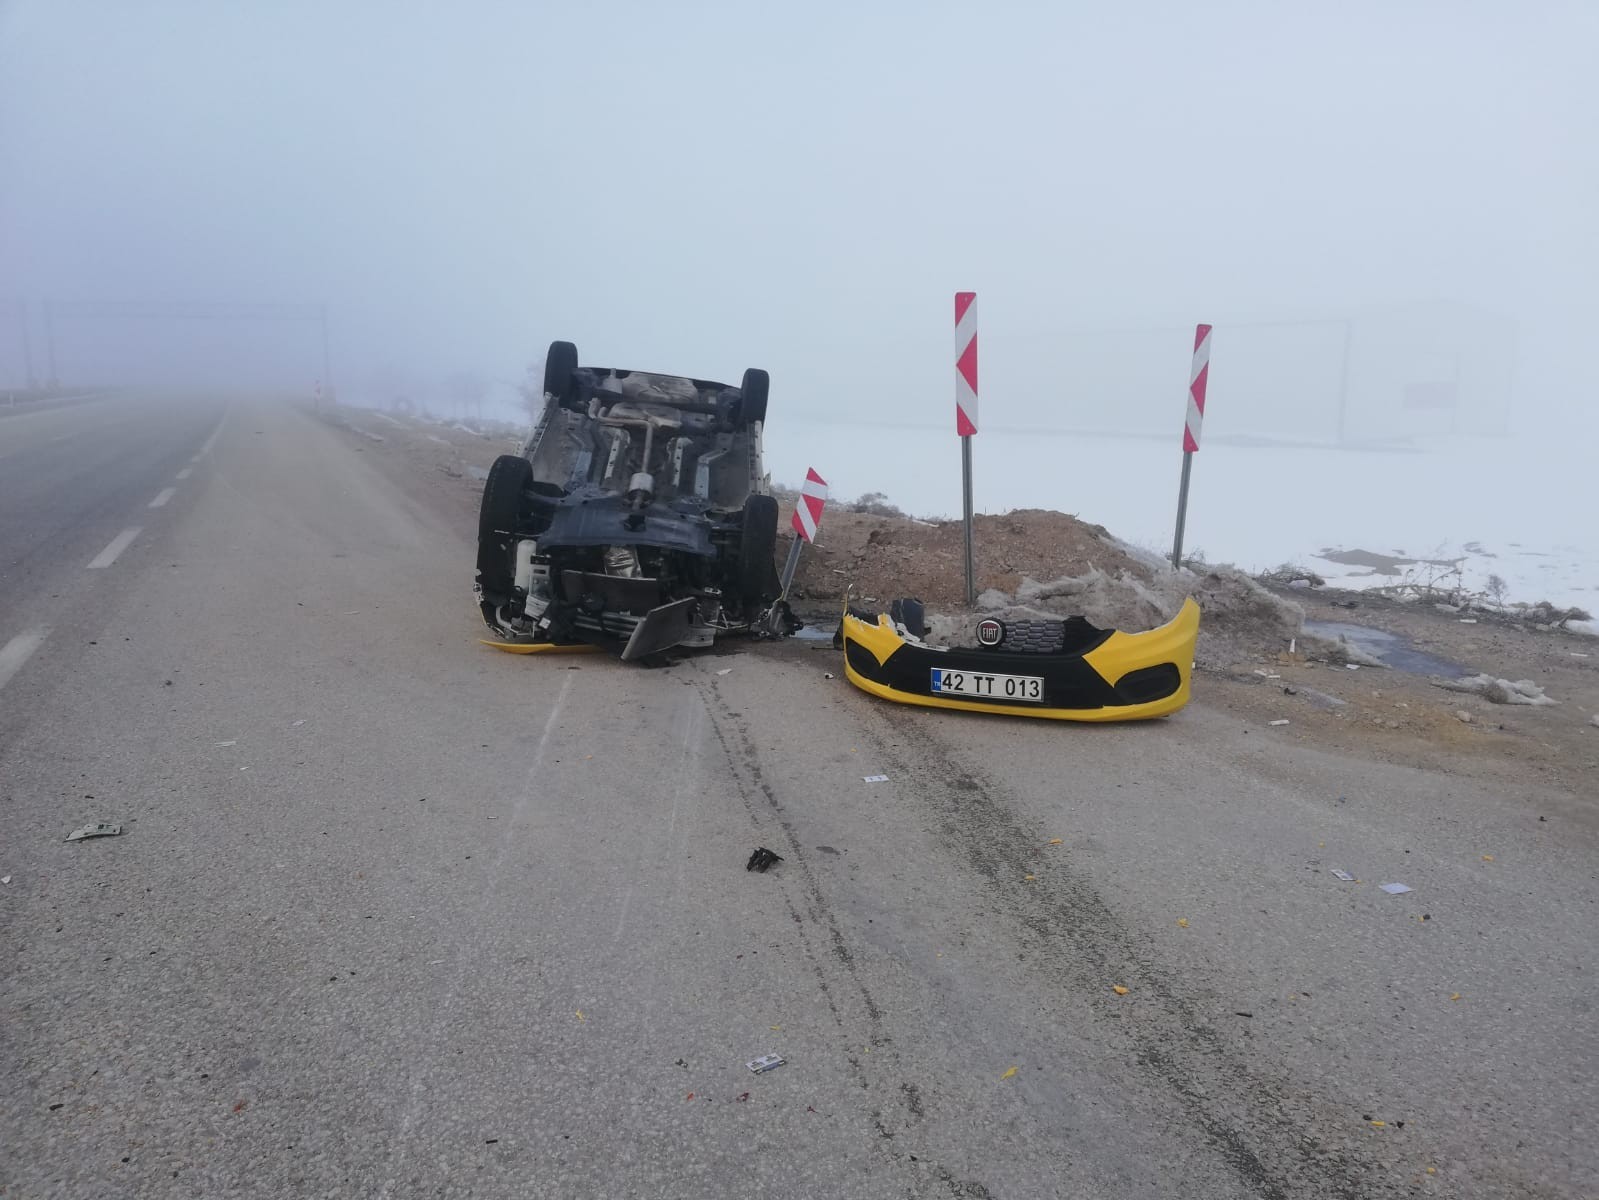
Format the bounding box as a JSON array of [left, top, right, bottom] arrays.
[[735, 494, 780, 603], [889, 597, 928, 638], [737, 368, 769, 428], [477, 454, 534, 602], [544, 341, 578, 405]]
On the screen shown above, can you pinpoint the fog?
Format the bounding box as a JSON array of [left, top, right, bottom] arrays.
[[3, 2, 1594, 595]]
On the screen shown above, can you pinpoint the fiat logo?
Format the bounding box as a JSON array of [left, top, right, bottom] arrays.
[[975, 619, 1004, 647]]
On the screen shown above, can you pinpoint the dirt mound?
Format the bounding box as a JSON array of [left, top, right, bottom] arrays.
[[785, 504, 1143, 612]]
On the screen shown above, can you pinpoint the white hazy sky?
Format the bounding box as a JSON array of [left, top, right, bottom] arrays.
[[2, 0, 1594, 436]]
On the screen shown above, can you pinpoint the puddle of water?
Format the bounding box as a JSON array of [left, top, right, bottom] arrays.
[[1303, 620, 1471, 678]]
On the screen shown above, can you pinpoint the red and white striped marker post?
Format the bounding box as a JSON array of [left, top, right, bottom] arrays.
[[779, 467, 828, 597], [955, 292, 979, 604], [1171, 323, 1212, 569]]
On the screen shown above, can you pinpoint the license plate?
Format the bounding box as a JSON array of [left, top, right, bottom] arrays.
[[930, 667, 1044, 703]]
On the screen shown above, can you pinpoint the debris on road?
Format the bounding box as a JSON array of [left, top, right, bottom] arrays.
[[214, 740, 237, 746], [1112, 985, 1130, 995], [747, 1053, 785, 1074], [823, 672, 835, 679], [746, 847, 784, 873], [1379, 882, 1413, 895], [65, 823, 122, 842], [1481, 854, 1494, 862], [1432, 673, 1557, 706], [1450, 993, 1462, 1001], [863, 774, 889, 783], [1000, 1066, 1018, 1080], [1176, 918, 1189, 928], [1234, 1011, 1253, 1018], [292, 719, 307, 726], [1, 876, 10, 885], [716, 668, 732, 676], [1330, 869, 1355, 881], [1454, 710, 1474, 723], [1048, 838, 1063, 845], [1268, 719, 1290, 727]]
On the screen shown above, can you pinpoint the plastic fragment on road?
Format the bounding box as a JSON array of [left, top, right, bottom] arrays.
[[1370, 1120, 1387, 1128], [1481, 854, 1494, 862], [575, 1010, 584, 1022], [214, 740, 237, 746], [1346, 664, 1360, 670], [1112, 985, 1129, 996], [747, 1053, 785, 1075], [1450, 993, 1462, 1001], [1048, 838, 1063, 845], [823, 672, 835, 679], [1, 876, 10, 885], [746, 847, 784, 873], [1330, 869, 1355, 881], [716, 668, 732, 676], [66, 823, 122, 842], [862, 775, 889, 783], [1000, 1066, 1018, 1080], [1023, 874, 1036, 881], [1379, 882, 1412, 895], [1176, 918, 1189, 928], [292, 719, 307, 726], [1268, 719, 1290, 727]]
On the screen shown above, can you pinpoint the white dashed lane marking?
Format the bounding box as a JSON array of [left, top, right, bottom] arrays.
[[175, 467, 192, 480], [87, 527, 142, 569], [0, 628, 49, 693], [149, 487, 176, 508]]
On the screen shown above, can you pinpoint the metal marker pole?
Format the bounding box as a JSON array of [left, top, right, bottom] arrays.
[[1171, 449, 1193, 569], [778, 533, 804, 598], [962, 435, 975, 604]]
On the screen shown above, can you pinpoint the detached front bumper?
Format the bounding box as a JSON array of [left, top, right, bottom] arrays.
[[840, 598, 1199, 722]]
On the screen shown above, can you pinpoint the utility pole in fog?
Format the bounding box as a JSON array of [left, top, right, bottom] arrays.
[[42, 299, 58, 387], [14, 299, 35, 388], [319, 304, 334, 399]]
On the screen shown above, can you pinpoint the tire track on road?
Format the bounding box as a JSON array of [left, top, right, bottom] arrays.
[[857, 703, 1396, 1200]]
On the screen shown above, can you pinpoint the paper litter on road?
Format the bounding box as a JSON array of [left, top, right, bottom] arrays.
[[1330, 869, 1355, 882], [214, 740, 237, 746], [747, 1053, 785, 1074], [715, 668, 732, 676], [1, 876, 11, 885], [1268, 719, 1290, 726], [1345, 664, 1361, 670], [66, 823, 122, 842], [292, 719, 307, 726], [862, 775, 889, 783], [1379, 882, 1412, 895]]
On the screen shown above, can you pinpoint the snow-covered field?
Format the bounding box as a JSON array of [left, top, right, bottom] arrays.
[[769, 423, 1596, 619]]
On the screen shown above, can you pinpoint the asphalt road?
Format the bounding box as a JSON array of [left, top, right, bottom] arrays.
[[1, 396, 1594, 1199]]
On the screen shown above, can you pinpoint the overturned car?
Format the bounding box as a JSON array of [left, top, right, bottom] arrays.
[[837, 596, 1200, 722], [475, 341, 794, 660]]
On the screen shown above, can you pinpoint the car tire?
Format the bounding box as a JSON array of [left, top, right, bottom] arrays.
[[735, 494, 780, 603], [477, 454, 534, 601], [737, 368, 769, 428], [544, 341, 578, 406], [889, 597, 928, 638]]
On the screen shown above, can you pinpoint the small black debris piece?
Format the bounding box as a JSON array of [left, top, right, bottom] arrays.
[[746, 847, 784, 873]]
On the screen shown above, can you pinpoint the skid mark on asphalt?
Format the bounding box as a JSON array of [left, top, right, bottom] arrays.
[[0, 628, 49, 693], [86, 527, 141, 569], [856, 705, 1386, 1200], [377, 672, 576, 1199], [694, 673, 926, 1162]]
